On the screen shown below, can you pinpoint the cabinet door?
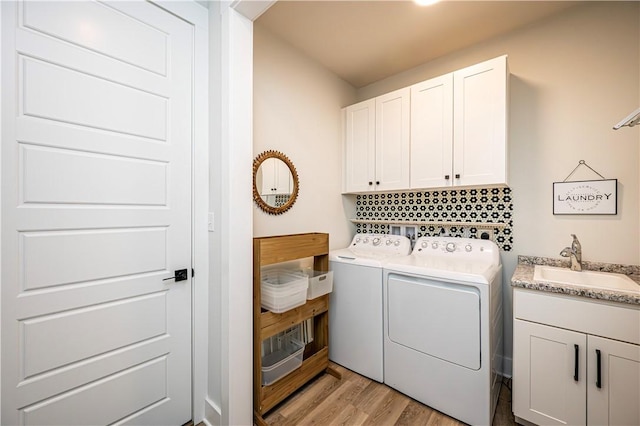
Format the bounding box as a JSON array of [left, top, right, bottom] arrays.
[[375, 87, 410, 191], [344, 99, 375, 193], [259, 158, 277, 195], [587, 336, 640, 426], [410, 74, 453, 189], [274, 158, 291, 194], [513, 319, 587, 426], [453, 55, 507, 187]]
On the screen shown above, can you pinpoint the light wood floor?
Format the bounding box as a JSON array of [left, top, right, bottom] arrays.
[[263, 362, 516, 426]]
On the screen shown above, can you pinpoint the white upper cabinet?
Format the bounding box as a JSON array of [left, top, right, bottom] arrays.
[[343, 88, 410, 193], [453, 55, 508, 187], [344, 99, 375, 193], [375, 88, 411, 192], [410, 74, 454, 189], [410, 55, 508, 190], [344, 55, 508, 194]]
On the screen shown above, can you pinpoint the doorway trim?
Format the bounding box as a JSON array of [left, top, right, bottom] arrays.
[[153, 1, 209, 424]]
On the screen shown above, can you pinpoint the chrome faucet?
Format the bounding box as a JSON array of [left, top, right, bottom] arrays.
[[560, 234, 582, 271]]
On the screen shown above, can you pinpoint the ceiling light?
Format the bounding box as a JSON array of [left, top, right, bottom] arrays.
[[414, 0, 441, 6]]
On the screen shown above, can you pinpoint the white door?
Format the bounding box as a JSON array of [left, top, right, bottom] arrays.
[[513, 319, 587, 426], [410, 74, 453, 189], [343, 99, 375, 193], [1, 2, 193, 425], [587, 336, 640, 426], [453, 55, 507, 187], [375, 87, 410, 192]]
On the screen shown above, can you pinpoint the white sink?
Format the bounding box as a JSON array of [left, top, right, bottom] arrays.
[[533, 265, 639, 293]]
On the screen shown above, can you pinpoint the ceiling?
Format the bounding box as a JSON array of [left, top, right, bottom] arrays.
[[256, 0, 581, 88]]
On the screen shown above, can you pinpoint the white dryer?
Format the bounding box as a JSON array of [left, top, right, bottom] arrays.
[[329, 234, 411, 382], [383, 236, 503, 426]]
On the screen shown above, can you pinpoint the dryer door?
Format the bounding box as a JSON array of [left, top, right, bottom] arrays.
[[387, 274, 481, 370]]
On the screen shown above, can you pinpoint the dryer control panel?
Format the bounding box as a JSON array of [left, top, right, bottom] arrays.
[[412, 236, 500, 265]]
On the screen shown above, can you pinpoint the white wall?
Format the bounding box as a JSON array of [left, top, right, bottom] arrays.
[[207, 2, 254, 425], [206, 1, 223, 422], [253, 24, 357, 250], [357, 2, 640, 375]]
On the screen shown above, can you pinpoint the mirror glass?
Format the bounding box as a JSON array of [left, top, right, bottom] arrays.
[[253, 151, 299, 215]]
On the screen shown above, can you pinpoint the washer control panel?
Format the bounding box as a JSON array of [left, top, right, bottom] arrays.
[[351, 233, 411, 254]]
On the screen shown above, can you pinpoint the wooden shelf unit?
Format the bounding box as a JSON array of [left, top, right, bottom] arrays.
[[253, 233, 341, 425]]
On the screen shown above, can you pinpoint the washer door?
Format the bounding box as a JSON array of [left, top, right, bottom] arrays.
[[387, 274, 481, 370]]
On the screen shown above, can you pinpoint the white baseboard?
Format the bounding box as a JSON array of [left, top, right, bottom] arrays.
[[204, 397, 222, 426]]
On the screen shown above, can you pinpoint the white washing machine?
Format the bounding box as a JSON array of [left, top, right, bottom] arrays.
[[329, 233, 411, 382], [383, 236, 503, 426]]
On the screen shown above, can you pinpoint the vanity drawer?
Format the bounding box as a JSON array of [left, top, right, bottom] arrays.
[[514, 288, 640, 345]]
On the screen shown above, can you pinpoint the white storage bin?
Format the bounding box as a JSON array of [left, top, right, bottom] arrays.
[[261, 269, 308, 313], [306, 270, 334, 299], [261, 338, 304, 386]]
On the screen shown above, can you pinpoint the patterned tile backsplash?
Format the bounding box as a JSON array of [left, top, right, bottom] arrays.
[[355, 187, 514, 251]]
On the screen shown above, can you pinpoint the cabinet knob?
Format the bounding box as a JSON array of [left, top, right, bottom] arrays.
[[455, 174, 461, 179], [376, 181, 380, 185], [368, 181, 373, 186], [445, 175, 450, 180]]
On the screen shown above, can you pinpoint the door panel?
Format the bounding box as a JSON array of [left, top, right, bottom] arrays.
[[22, 1, 168, 75], [22, 144, 168, 205], [344, 99, 375, 193], [453, 56, 507, 186], [21, 56, 167, 139], [375, 88, 410, 191], [410, 74, 453, 189], [513, 319, 586, 426], [22, 357, 169, 426], [387, 274, 480, 370], [588, 335, 640, 426], [2, 2, 193, 424], [22, 293, 167, 378]]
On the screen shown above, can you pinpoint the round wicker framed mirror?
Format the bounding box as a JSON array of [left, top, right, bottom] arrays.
[[252, 150, 299, 215]]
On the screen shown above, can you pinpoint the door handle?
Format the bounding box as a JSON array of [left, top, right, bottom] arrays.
[[574, 344, 579, 381], [596, 349, 602, 388], [163, 269, 188, 282]]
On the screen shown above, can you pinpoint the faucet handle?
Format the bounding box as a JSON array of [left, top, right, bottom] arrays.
[[571, 234, 581, 246]]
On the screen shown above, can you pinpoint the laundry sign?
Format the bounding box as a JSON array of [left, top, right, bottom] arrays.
[[553, 179, 617, 215]]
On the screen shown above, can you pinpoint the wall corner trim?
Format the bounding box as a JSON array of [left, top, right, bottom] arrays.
[[231, 0, 277, 21]]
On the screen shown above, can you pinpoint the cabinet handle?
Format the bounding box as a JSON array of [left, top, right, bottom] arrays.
[[596, 349, 602, 388], [574, 344, 579, 381], [455, 174, 461, 179], [445, 175, 450, 180]]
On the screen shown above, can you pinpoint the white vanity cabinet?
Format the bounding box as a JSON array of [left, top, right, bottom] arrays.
[[410, 55, 508, 189], [343, 88, 410, 193], [513, 288, 640, 426]]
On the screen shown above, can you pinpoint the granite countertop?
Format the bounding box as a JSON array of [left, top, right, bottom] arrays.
[[511, 256, 640, 305]]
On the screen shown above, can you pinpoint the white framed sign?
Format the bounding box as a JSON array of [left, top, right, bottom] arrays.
[[553, 179, 617, 215]]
